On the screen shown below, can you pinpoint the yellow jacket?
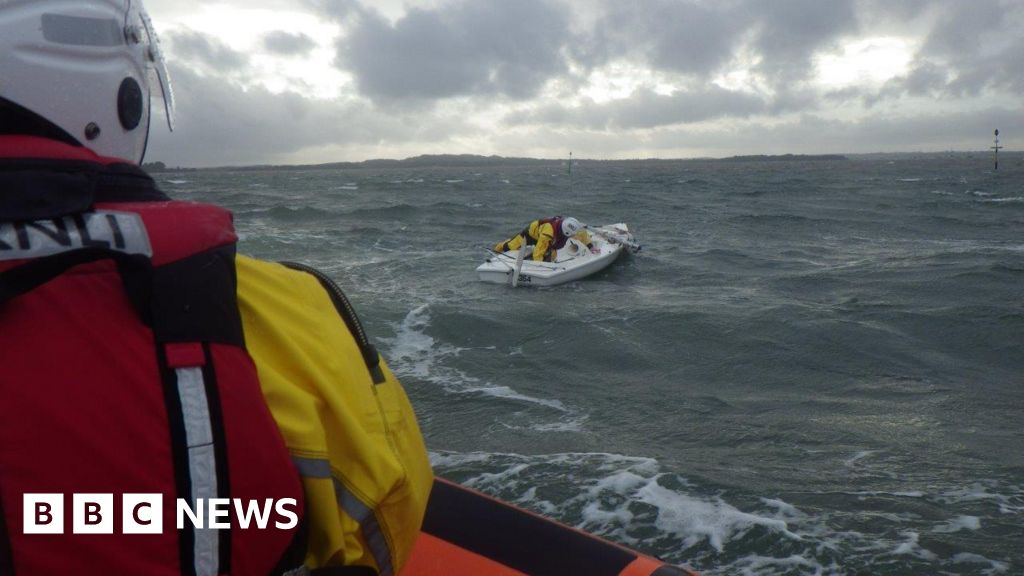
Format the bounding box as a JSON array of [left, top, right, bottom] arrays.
[[495, 220, 592, 261], [236, 256, 432, 575]]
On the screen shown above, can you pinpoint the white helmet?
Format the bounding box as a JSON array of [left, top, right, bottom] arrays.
[[561, 217, 582, 237], [0, 0, 174, 163]]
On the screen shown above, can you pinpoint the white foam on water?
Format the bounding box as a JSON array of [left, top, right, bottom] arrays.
[[936, 482, 1024, 514], [897, 178, 923, 182], [759, 497, 802, 518], [445, 179, 464, 183], [634, 479, 800, 552], [724, 553, 831, 576], [932, 515, 981, 533], [980, 196, 1024, 203], [843, 450, 876, 466], [166, 179, 189, 184], [849, 490, 926, 498], [430, 449, 1016, 573], [379, 305, 572, 412], [530, 414, 588, 433], [434, 450, 802, 556], [378, 304, 445, 380], [891, 531, 938, 561], [951, 553, 1010, 574], [428, 450, 497, 469], [461, 384, 566, 410]]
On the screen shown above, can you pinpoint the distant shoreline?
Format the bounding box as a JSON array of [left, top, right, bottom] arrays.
[[142, 151, 1016, 172], [713, 154, 847, 162]]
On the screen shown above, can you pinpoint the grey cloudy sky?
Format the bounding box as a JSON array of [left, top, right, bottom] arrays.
[[144, 0, 1023, 167]]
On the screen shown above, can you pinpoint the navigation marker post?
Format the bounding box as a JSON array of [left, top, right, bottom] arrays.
[[568, 151, 573, 196], [992, 129, 1003, 171]]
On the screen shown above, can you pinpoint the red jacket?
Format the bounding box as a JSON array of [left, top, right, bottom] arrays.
[[0, 136, 304, 575]]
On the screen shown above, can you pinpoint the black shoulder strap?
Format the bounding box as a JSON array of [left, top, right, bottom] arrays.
[[0, 157, 168, 221], [279, 261, 385, 384], [0, 247, 152, 321]]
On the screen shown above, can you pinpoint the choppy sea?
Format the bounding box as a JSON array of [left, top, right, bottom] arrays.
[[159, 154, 1024, 575]]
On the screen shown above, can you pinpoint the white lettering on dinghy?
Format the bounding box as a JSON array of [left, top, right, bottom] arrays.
[[0, 210, 152, 260]]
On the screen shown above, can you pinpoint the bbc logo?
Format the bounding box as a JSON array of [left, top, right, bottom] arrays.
[[24, 494, 162, 535]]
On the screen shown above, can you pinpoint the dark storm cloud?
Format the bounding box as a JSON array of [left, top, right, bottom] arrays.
[[144, 0, 1024, 164], [573, 0, 859, 84], [166, 30, 249, 73], [316, 0, 867, 111], [146, 64, 466, 167], [262, 31, 317, 56], [574, 1, 744, 77], [750, 0, 858, 83], [919, 0, 1004, 59], [301, 0, 361, 21], [308, 0, 1019, 117], [337, 0, 570, 102]]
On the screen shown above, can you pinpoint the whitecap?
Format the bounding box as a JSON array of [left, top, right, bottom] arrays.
[[635, 479, 801, 552], [378, 305, 570, 412], [932, 515, 981, 533], [891, 531, 938, 560], [435, 450, 802, 554], [724, 553, 828, 576], [951, 552, 1010, 573], [843, 450, 876, 466]]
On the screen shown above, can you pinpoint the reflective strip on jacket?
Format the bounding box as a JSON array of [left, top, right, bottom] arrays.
[[0, 135, 432, 576]]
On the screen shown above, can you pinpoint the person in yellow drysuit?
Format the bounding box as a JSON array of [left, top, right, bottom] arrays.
[[494, 216, 594, 261]]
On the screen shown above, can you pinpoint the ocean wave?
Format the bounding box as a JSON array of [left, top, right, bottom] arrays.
[[977, 196, 1024, 203], [345, 203, 419, 219], [429, 451, 801, 557], [264, 204, 334, 221], [378, 305, 571, 412], [931, 515, 981, 534]]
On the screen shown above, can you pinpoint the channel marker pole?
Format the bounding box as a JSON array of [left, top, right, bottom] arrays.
[[992, 129, 1003, 171]]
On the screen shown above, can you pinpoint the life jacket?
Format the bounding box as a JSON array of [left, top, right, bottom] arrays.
[[0, 136, 305, 575], [535, 216, 569, 250]]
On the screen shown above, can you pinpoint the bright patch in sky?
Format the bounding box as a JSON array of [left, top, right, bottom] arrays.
[[165, 4, 348, 99], [815, 37, 915, 88], [580, 63, 679, 103]]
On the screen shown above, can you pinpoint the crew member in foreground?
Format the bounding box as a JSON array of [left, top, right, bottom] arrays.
[[494, 216, 594, 261], [0, 1, 431, 574]]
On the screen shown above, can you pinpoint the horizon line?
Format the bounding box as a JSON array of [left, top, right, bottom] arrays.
[[142, 149, 1016, 171]]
